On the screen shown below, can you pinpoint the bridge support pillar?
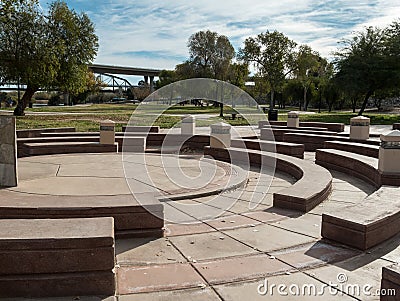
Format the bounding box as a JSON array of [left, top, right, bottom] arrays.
[[150, 76, 154, 93]]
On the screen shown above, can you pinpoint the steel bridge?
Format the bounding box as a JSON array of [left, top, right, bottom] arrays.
[[88, 64, 162, 93]]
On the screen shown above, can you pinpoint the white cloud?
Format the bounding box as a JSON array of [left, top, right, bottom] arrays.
[[47, 0, 400, 70]]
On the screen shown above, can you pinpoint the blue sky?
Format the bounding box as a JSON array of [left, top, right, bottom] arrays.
[[39, 0, 399, 83]]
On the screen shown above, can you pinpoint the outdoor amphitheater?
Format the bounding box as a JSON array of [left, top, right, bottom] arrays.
[[0, 103, 399, 300]]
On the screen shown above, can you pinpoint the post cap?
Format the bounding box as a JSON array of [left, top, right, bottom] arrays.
[[210, 122, 231, 134], [182, 115, 195, 122], [100, 120, 115, 126], [381, 130, 400, 142], [350, 116, 370, 125]]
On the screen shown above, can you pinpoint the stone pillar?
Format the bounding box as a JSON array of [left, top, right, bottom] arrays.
[[149, 76, 154, 93], [0, 116, 17, 187], [100, 120, 115, 145], [350, 116, 370, 140], [210, 122, 231, 149], [287, 111, 300, 128], [378, 130, 400, 174], [181, 115, 195, 135]]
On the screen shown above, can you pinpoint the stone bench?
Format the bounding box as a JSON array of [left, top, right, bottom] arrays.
[[17, 127, 75, 138], [284, 133, 380, 151], [22, 141, 118, 156], [262, 128, 337, 142], [393, 123, 400, 130], [316, 149, 400, 187], [122, 125, 160, 133], [322, 186, 400, 250], [259, 121, 345, 132], [204, 146, 332, 212], [337, 132, 381, 138], [0, 193, 164, 238], [231, 138, 305, 159], [381, 264, 400, 300], [324, 140, 379, 158], [268, 125, 329, 131], [0, 217, 115, 297]]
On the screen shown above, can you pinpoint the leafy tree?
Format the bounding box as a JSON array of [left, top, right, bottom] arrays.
[[334, 23, 400, 115], [238, 30, 297, 109], [0, 0, 98, 116], [187, 30, 235, 80], [294, 45, 322, 111]]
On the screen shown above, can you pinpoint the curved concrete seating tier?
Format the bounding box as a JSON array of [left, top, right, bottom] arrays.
[[122, 125, 159, 133], [268, 125, 329, 131], [316, 149, 400, 187], [0, 217, 115, 297], [262, 128, 337, 142], [231, 138, 305, 158], [337, 132, 381, 138], [204, 146, 332, 212], [284, 133, 380, 151], [393, 123, 400, 130], [21, 141, 118, 156], [324, 140, 379, 158], [322, 186, 400, 250], [0, 191, 164, 238], [381, 264, 400, 300], [259, 121, 345, 132], [17, 127, 75, 138]]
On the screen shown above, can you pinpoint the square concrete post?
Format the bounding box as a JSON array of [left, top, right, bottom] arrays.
[[350, 116, 370, 140], [100, 120, 115, 145], [378, 130, 400, 174], [181, 115, 195, 135], [287, 111, 300, 128], [210, 122, 231, 149], [0, 116, 17, 187]]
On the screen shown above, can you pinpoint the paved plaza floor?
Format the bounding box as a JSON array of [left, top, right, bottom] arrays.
[[2, 150, 399, 300]]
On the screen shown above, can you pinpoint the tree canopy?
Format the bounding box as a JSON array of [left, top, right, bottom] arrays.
[[238, 30, 297, 108], [0, 0, 98, 115], [334, 22, 400, 115]]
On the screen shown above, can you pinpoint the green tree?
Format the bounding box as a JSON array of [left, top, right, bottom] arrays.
[[187, 30, 235, 80], [334, 23, 400, 115], [238, 30, 297, 109], [0, 0, 98, 116], [294, 45, 321, 111], [187, 30, 235, 116]]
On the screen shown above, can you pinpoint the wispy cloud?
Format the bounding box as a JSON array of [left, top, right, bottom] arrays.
[[40, 0, 399, 80]]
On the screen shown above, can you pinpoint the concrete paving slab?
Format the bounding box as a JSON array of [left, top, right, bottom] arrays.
[[194, 254, 294, 285], [306, 256, 391, 301], [117, 263, 205, 294], [1, 297, 116, 301], [215, 272, 357, 300], [205, 214, 263, 230], [270, 241, 361, 270], [164, 222, 217, 237], [223, 224, 316, 252], [116, 237, 187, 265], [17, 161, 59, 181], [271, 214, 322, 239], [309, 199, 359, 215], [169, 231, 258, 261], [118, 288, 220, 301]]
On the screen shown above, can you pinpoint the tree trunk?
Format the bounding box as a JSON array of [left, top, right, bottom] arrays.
[[358, 90, 373, 116], [14, 85, 37, 116], [270, 90, 274, 109], [303, 86, 307, 111]]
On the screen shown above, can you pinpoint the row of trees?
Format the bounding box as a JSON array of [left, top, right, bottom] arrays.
[[157, 22, 400, 115], [0, 0, 99, 115]]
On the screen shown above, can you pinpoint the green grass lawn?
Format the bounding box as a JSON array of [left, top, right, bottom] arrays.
[[1, 103, 398, 131]]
